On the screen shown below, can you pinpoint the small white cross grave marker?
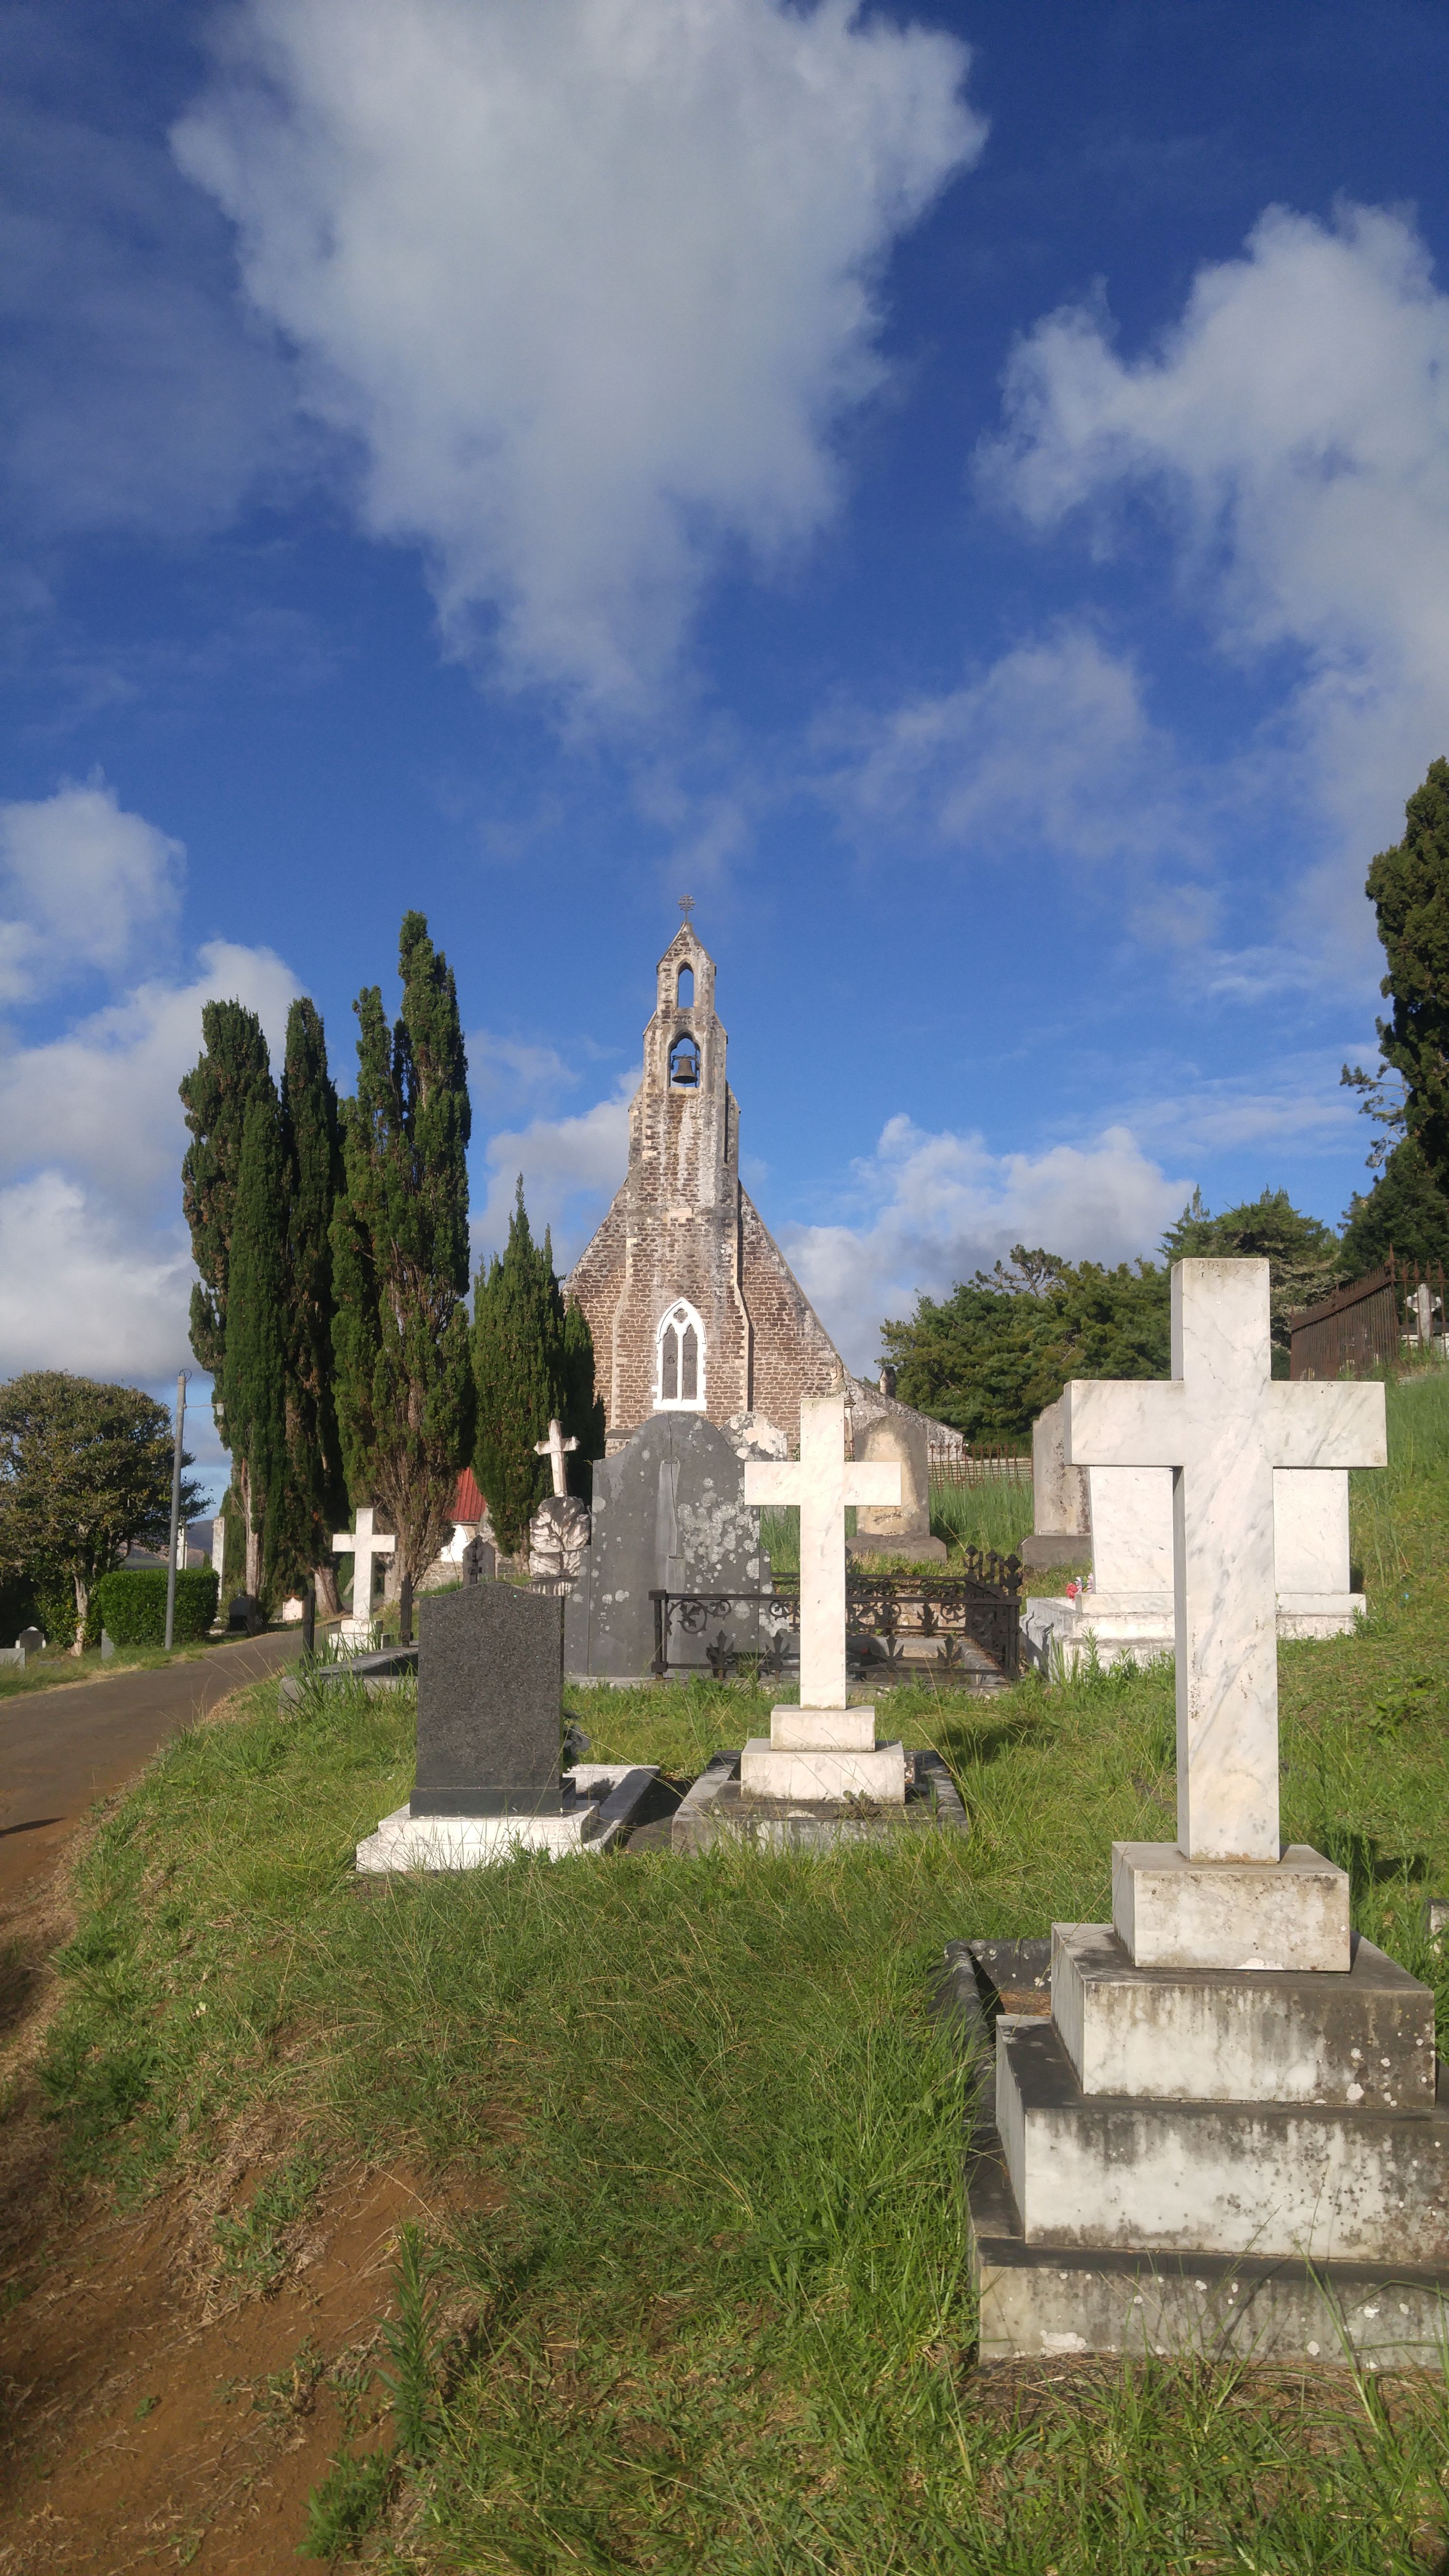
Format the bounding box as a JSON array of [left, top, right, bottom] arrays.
[[744, 1394, 900, 1711], [534, 1418, 579, 1498], [1064, 1260, 1385, 1864], [331, 1504, 395, 1638]]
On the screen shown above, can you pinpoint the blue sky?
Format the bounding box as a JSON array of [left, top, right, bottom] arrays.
[[4, 0, 1449, 1498]]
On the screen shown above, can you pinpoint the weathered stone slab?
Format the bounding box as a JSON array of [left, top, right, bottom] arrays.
[[359, 1764, 658, 1870], [412, 1584, 563, 1817], [672, 1746, 966, 1852], [968, 2133, 1449, 2367], [737, 1738, 907, 1801], [564, 1413, 769, 1678], [1053, 1923, 1435, 2107], [997, 2014, 1449, 2264], [1113, 1839, 1350, 1972]]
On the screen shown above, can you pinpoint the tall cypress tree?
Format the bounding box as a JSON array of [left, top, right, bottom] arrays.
[[180, 1002, 281, 1593], [560, 1292, 606, 1473], [225, 1088, 290, 1596], [472, 1181, 560, 1555], [1366, 757, 1449, 1194], [179, 1001, 273, 1379], [330, 913, 474, 1588], [471, 1191, 604, 1552], [279, 998, 346, 1605]]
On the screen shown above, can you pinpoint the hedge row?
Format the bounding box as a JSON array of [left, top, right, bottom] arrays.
[[90, 1567, 219, 1646]]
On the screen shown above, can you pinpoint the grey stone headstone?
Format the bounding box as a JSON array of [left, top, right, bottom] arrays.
[[564, 1413, 770, 1678], [15, 1626, 43, 1654], [411, 1583, 564, 1817]]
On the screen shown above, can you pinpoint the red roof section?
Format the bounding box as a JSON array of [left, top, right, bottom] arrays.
[[453, 1467, 485, 1523]]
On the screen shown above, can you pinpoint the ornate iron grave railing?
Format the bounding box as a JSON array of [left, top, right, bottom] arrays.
[[650, 1550, 1022, 1684]]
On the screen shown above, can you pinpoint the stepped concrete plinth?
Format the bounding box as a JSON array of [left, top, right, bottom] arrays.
[[1052, 1923, 1435, 2108]]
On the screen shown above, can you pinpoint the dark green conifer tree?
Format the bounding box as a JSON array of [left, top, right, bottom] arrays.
[[180, 1001, 280, 1594], [279, 998, 346, 1605], [1339, 1137, 1449, 1280], [560, 1292, 606, 1472], [179, 1001, 273, 1379], [1366, 756, 1449, 1194], [225, 1089, 290, 1597], [330, 913, 474, 1589], [471, 1180, 560, 1557]]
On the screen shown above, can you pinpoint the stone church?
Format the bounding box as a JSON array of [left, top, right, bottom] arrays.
[[566, 920, 847, 1451]]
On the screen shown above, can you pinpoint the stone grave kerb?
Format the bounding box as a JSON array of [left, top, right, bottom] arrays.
[[1063, 1258, 1385, 1869]]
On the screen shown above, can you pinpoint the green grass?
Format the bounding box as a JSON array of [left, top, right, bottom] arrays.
[[20, 1367, 1449, 2568]]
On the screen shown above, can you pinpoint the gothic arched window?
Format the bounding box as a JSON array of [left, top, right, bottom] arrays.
[[677, 963, 694, 1007], [668, 1034, 700, 1087], [655, 1301, 706, 1410]]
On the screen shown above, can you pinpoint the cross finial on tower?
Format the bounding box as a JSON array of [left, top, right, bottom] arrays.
[[678, 894, 694, 923]]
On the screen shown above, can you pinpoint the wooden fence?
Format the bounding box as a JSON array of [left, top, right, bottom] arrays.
[[1288, 1255, 1446, 1381]]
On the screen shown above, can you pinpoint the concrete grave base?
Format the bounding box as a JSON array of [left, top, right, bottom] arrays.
[[1114, 1841, 1351, 1972], [355, 1763, 657, 1872], [672, 1746, 967, 1853], [280, 1644, 419, 1705], [967, 2133, 1449, 2368]]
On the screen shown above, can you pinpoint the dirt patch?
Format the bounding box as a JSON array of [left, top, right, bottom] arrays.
[[0, 2157, 470, 2573], [0, 1772, 490, 2570]]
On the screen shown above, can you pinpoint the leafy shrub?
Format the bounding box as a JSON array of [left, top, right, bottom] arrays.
[[90, 1566, 219, 1645]]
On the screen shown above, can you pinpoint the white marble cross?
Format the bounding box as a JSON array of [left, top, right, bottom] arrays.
[[534, 1418, 579, 1498], [744, 1394, 900, 1711], [331, 1504, 395, 1634], [1064, 1260, 1385, 1864]]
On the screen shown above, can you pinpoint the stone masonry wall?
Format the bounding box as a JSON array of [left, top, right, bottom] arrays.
[[566, 926, 847, 1452]]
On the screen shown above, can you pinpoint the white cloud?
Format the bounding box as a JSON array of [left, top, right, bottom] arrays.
[[0, 782, 184, 1005], [838, 622, 1197, 882], [778, 1113, 1191, 1370], [0, 1175, 196, 1382], [0, 893, 301, 1384], [983, 203, 1449, 958], [0, 940, 300, 1208], [175, 0, 982, 705], [475, 1092, 632, 1272]]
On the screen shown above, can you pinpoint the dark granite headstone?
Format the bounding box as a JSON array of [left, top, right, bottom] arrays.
[[460, 1537, 495, 1586], [228, 1593, 265, 1636], [15, 1626, 43, 1654], [563, 1414, 771, 1678], [411, 1583, 564, 1817]]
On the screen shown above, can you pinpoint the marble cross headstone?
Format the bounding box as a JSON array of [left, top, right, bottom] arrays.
[[744, 1394, 900, 1711], [331, 1504, 395, 1638], [1064, 1259, 1385, 1863], [534, 1418, 579, 1497]]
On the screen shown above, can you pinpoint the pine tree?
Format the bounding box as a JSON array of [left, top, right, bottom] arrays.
[[471, 1181, 560, 1556], [1366, 757, 1449, 1194], [225, 1088, 290, 1596], [279, 998, 346, 1607], [330, 913, 474, 1588]]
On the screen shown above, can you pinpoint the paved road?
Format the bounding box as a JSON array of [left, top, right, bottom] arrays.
[[0, 1631, 304, 1905]]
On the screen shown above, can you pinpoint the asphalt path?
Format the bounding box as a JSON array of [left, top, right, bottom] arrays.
[[0, 1630, 305, 1905]]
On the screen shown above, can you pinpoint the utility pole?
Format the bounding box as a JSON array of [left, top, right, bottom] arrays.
[[164, 1370, 188, 1652]]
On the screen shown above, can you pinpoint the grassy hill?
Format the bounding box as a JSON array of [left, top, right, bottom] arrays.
[[10, 1370, 1449, 2567]]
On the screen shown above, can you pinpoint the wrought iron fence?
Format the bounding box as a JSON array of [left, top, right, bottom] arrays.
[[650, 1549, 1022, 1684], [929, 1446, 1032, 1487], [1288, 1255, 1447, 1381]]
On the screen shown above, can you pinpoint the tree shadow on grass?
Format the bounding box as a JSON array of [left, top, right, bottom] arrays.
[[930, 1710, 1056, 1771]]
